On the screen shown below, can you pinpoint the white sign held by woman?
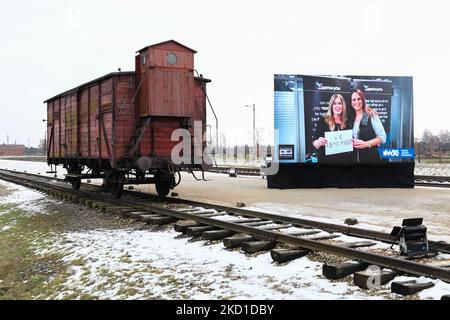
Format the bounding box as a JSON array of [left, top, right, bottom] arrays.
[[325, 129, 353, 155]]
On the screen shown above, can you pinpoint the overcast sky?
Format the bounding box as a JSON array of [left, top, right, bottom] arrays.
[[1, 0, 449, 147]]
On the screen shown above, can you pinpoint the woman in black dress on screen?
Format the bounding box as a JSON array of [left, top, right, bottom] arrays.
[[349, 89, 387, 163], [312, 93, 352, 164]]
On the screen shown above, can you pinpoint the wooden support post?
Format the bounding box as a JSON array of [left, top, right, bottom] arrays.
[[271, 248, 310, 263], [241, 241, 276, 254], [146, 216, 177, 225], [140, 214, 164, 222], [391, 280, 434, 296], [174, 221, 201, 233], [84, 199, 96, 207], [223, 235, 254, 249], [110, 207, 135, 215], [202, 230, 235, 241], [185, 226, 217, 237]]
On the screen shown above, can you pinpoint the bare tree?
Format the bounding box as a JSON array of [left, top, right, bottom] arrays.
[[38, 138, 47, 155], [255, 127, 265, 146], [254, 127, 265, 159], [421, 129, 440, 156], [438, 129, 450, 144], [218, 132, 227, 150]]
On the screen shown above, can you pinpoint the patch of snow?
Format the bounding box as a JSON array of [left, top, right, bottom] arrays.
[[46, 228, 361, 299], [0, 179, 56, 214], [42, 227, 450, 300], [1, 225, 13, 232]]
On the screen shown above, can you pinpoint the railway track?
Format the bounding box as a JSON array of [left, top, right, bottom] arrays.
[[1, 168, 450, 297], [414, 175, 450, 187]]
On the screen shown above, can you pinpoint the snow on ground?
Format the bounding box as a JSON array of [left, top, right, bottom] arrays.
[[0, 182, 449, 299], [1, 159, 450, 299], [42, 227, 450, 300], [47, 228, 355, 300], [0, 159, 63, 178], [0, 179, 51, 214]]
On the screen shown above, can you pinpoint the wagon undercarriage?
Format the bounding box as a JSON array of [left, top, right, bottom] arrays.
[[50, 157, 205, 198]]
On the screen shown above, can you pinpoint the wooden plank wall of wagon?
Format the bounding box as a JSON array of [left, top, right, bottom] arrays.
[[79, 89, 90, 156], [69, 92, 78, 156], [114, 75, 136, 160], [63, 96, 70, 157], [61, 97, 67, 157], [193, 80, 208, 158], [65, 93, 75, 157], [89, 85, 100, 158], [54, 99, 61, 158], [139, 119, 185, 157], [100, 79, 113, 162], [139, 45, 195, 118], [47, 101, 54, 125]]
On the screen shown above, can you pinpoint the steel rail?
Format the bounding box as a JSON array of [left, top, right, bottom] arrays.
[[415, 175, 450, 182], [132, 191, 450, 254], [415, 182, 450, 188]]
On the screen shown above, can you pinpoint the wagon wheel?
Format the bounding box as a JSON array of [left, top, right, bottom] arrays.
[[155, 171, 174, 199], [110, 171, 124, 199]]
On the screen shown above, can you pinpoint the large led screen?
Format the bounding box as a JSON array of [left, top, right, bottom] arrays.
[[274, 75, 414, 165]]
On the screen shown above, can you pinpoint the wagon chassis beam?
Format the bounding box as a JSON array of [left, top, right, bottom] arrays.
[[64, 173, 157, 185], [65, 173, 105, 179]]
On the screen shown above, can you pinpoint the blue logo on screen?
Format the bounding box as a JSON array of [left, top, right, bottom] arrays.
[[379, 148, 414, 159]]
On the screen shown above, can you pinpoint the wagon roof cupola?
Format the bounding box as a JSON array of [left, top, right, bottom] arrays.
[[136, 40, 197, 54]]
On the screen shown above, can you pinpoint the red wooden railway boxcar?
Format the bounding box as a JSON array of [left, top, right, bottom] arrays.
[[45, 40, 210, 198]]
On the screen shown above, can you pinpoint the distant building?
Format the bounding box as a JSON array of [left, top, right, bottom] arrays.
[[0, 144, 26, 156]]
